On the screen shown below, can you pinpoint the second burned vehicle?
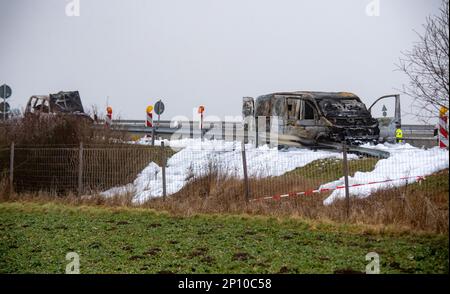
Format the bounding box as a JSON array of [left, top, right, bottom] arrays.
[[242, 91, 401, 145], [24, 91, 92, 121]]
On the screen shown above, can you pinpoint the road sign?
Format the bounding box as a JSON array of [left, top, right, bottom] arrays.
[[0, 102, 10, 113], [154, 100, 165, 115], [0, 84, 12, 99], [382, 105, 387, 117]]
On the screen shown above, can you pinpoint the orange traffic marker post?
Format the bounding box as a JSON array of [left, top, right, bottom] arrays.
[[146, 105, 155, 146], [439, 107, 449, 149], [106, 106, 113, 128], [198, 105, 205, 141]]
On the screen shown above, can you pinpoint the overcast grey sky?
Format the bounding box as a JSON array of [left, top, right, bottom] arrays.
[[0, 0, 442, 123]]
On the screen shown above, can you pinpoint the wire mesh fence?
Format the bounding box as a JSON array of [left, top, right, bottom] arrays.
[[0, 144, 172, 194], [0, 147, 9, 183], [0, 142, 448, 206]]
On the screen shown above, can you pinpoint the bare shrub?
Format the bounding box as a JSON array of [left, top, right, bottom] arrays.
[[1, 115, 130, 146], [397, 0, 449, 121]]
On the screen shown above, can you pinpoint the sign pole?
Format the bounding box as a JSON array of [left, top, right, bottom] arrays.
[[157, 114, 160, 130], [3, 86, 5, 122], [198, 105, 205, 141], [152, 125, 155, 146]]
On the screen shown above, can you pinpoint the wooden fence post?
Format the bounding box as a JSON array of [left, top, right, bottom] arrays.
[[78, 142, 83, 196], [241, 141, 250, 202], [342, 142, 350, 219], [9, 142, 14, 194], [161, 141, 167, 200]]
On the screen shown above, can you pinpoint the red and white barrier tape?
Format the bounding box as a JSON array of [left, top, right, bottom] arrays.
[[249, 175, 426, 202]]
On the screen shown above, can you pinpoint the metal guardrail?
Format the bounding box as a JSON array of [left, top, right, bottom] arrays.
[[98, 120, 244, 137], [110, 120, 435, 128], [402, 124, 435, 131], [95, 120, 437, 151], [105, 120, 436, 137]]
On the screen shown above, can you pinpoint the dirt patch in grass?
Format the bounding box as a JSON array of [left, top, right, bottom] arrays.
[[232, 252, 252, 261], [144, 248, 161, 256]]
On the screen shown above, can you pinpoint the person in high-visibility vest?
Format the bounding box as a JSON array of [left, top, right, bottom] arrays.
[[395, 124, 403, 143]]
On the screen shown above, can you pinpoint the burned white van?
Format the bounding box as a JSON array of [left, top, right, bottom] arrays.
[[243, 91, 381, 145]]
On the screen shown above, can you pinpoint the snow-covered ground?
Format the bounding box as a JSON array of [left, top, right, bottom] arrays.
[[103, 138, 357, 203], [102, 139, 449, 205], [322, 143, 449, 205]]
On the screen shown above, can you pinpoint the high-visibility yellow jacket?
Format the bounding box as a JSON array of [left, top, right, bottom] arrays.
[[396, 128, 403, 142]]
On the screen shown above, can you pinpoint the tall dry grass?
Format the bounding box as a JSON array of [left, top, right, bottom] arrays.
[[0, 189, 135, 207], [1, 170, 447, 233], [141, 169, 449, 234]]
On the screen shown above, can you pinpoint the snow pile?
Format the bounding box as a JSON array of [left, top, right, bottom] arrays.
[[103, 139, 448, 205], [322, 143, 449, 205], [103, 139, 355, 203]]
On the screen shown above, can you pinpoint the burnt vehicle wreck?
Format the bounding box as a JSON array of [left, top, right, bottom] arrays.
[[243, 91, 380, 145], [25, 91, 92, 121]]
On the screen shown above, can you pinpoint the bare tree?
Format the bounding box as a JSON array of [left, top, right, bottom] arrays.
[[397, 0, 449, 122]]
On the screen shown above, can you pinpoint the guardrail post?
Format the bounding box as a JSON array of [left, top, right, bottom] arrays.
[[222, 121, 226, 141], [190, 121, 194, 139], [9, 142, 14, 194], [255, 116, 259, 148], [161, 141, 167, 200], [241, 141, 250, 202], [342, 142, 350, 219], [78, 142, 83, 196]]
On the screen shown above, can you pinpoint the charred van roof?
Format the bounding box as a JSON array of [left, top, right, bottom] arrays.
[[259, 91, 360, 100]]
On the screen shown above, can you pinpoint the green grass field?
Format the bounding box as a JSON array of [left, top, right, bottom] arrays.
[[0, 202, 448, 274]]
